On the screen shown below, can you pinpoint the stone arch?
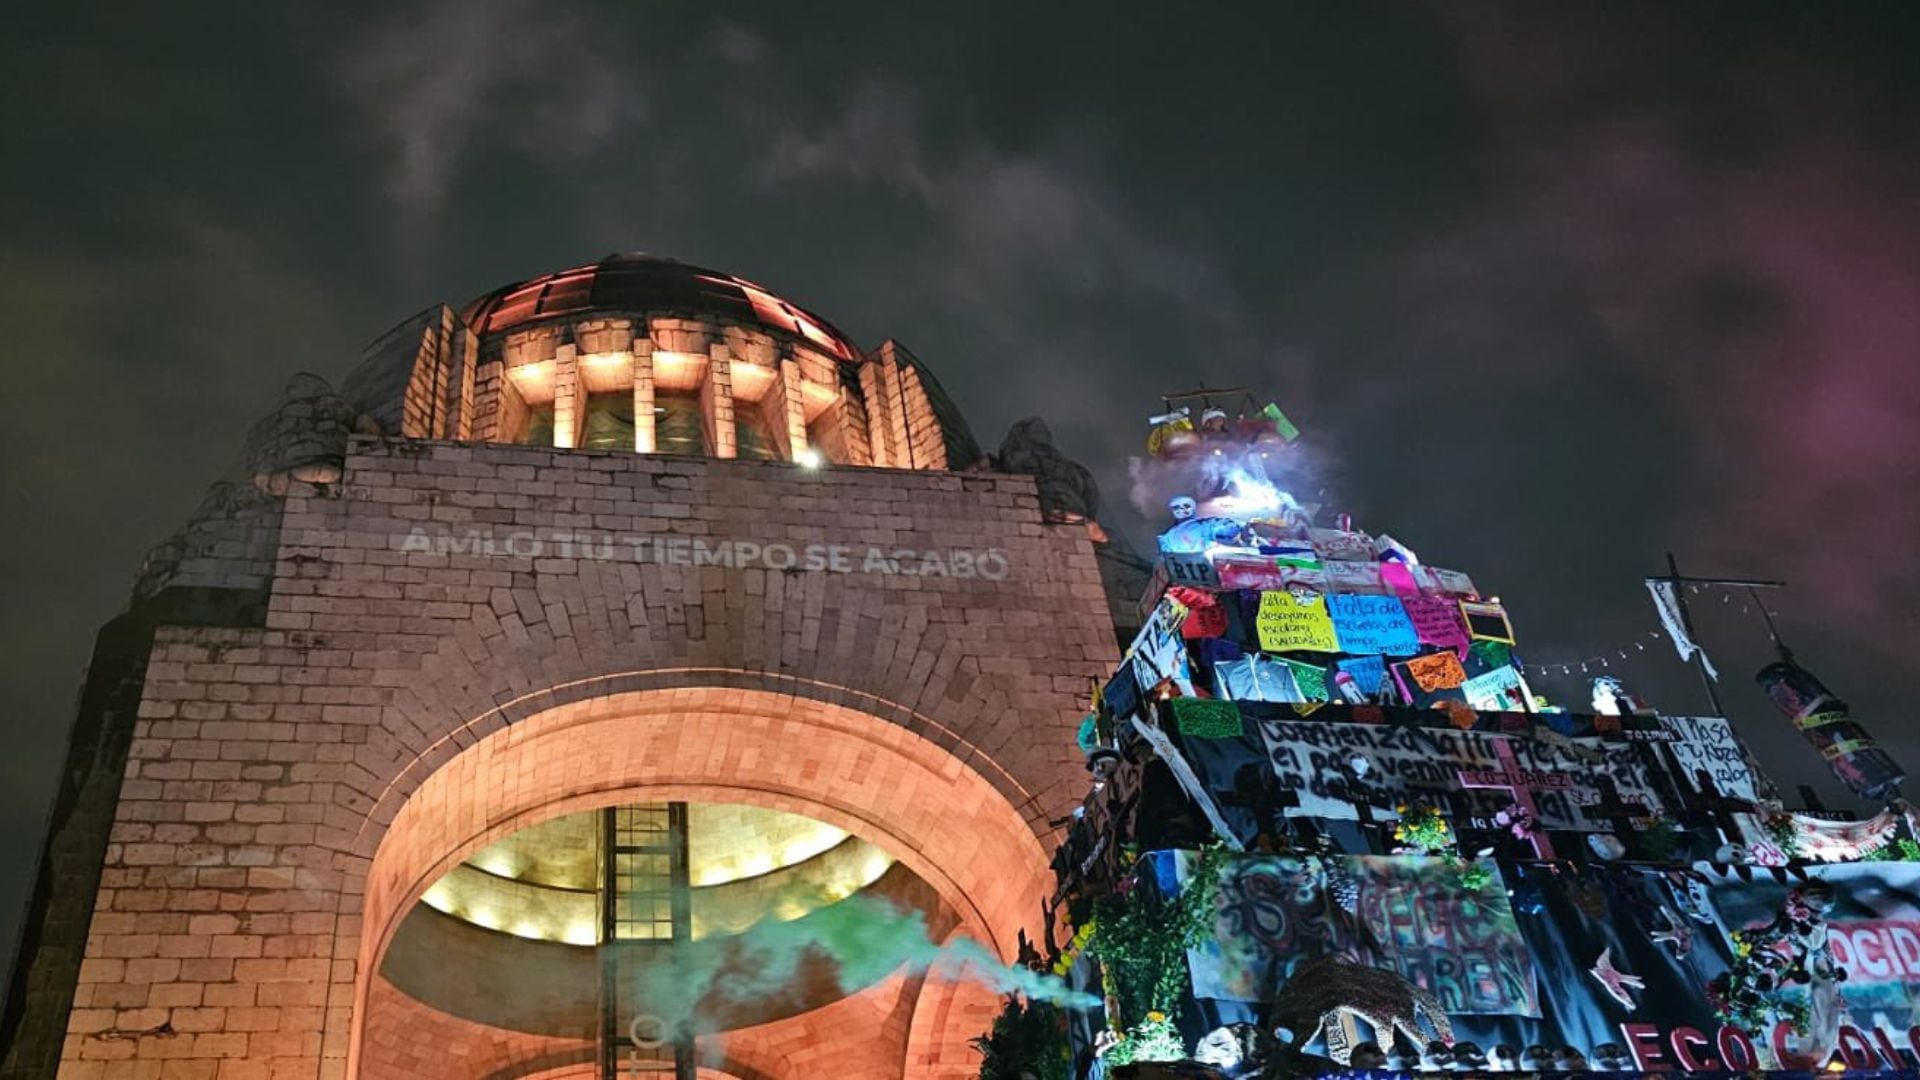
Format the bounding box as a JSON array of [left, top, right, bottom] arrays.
[[343, 681, 1054, 1079]]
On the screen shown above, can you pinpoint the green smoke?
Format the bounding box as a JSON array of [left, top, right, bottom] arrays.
[[629, 885, 1097, 1036]]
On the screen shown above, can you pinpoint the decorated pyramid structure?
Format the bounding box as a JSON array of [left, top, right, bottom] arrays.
[[982, 397, 1920, 1079]]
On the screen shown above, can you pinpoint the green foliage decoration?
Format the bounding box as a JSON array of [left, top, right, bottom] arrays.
[[1105, 1011, 1185, 1066], [1392, 802, 1455, 855], [1087, 845, 1228, 1031], [972, 994, 1071, 1080]]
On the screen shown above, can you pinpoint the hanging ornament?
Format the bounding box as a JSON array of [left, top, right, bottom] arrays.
[[1589, 947, 1648, 1009], [1651, 909, 1694, 958], [1757, 654, 1905, 801]]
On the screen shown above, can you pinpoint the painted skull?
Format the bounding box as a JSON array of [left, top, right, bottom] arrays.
[[1168, 495, 1197, 521], [1347, 1042, 1387, 1070], [1589, 1043, 1632, 1070]]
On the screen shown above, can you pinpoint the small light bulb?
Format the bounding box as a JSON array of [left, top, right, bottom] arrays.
[[795, 448, 822, 469]]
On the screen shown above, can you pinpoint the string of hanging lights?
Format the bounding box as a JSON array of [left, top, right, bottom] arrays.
[[1523, 583, 1783, 677]]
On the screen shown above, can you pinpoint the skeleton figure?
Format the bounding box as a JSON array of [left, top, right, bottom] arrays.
[[1266, 955, 1453, 1065], [1168, 495, 1198, 521], [1450, 1041, 1488, 1071], [1346, 1042, 1387, 1070], [1191, 1023, 1278, 1077], [1589, 1042, 1632, 1070]]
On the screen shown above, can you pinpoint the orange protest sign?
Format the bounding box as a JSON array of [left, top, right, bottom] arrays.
[[1405, 651, 1468, 693]]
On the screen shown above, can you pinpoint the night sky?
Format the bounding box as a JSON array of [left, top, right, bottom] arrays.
[[3, 3, 1917, 960]]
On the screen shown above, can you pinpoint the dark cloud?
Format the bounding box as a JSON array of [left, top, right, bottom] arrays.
[[2, 1, 1916, 967]]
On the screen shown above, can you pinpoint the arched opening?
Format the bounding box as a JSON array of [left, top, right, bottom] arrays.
[[346, 685, 1051, 1079]]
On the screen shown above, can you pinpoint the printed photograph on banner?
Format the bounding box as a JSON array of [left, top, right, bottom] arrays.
[[1129, 595, 1195, 696]]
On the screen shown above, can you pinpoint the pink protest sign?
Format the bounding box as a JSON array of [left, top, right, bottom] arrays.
[[1405, 595, 1471, 652], [1379, 561, 1419, 595]]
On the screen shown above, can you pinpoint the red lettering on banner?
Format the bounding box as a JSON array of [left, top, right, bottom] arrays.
[[1873, 1026, 1906, 1069], [1717, 1026, 1758, 1071], [1827, 920, 1920, 983], [1621, 1022, 1674, 1071], [1773, 1020, 1821, 1069], [1669, 1027, 1713, 1071], [1836, 1025, 1882, 1070]]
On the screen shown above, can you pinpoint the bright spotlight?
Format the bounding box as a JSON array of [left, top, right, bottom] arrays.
[[795, 448, 822, 470]]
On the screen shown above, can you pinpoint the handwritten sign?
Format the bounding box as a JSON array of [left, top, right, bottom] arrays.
[[1461, 665, 1529, 712], [1405, 596, 1471, 652], [1338, 655, 1387, 698], [1310, 528, 1376, 563], [1170, 587, 1227, 639], [1255, 591, 1339, 653], [1426, 566, 1479, 598], [1160, 550, 1219, 588], [1325, 560, 1384, 593], [1403, 651, 1468, 693], [1662, 715, 1758, 801], [1256, 718, 1665, 831], [1328, 594, 1421, 656], [1460, 600, 1515, 643]]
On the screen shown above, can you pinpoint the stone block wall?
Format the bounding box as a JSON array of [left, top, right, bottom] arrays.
[[33, 437, 1116, 1079]]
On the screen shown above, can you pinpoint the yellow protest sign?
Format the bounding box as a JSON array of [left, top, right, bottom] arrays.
[[1255, 591, 1339, 653]]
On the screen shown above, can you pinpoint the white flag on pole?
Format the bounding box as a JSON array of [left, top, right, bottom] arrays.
[[1647, 579, 1719, 681]]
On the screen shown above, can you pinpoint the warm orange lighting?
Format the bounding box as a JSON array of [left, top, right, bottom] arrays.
[[508, 361, 553, 386], [651, 350, 704, 391], [729, 361, 776, 402]]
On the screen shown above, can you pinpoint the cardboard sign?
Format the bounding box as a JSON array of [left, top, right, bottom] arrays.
[[1328, 593, 1421, 656], [1310, 528, 1376, 563], [1255, 591, 1339, 653], [1402, 651, 1468, 693], [1427, 566, 1479, 598], [1325, 560, 1384, 593], [1460, 600, 1515, 643], [1405, 595, 1472, 652]]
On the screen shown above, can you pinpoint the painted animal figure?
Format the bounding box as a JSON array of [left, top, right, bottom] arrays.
[[1267, 954, 1453, 1063]]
